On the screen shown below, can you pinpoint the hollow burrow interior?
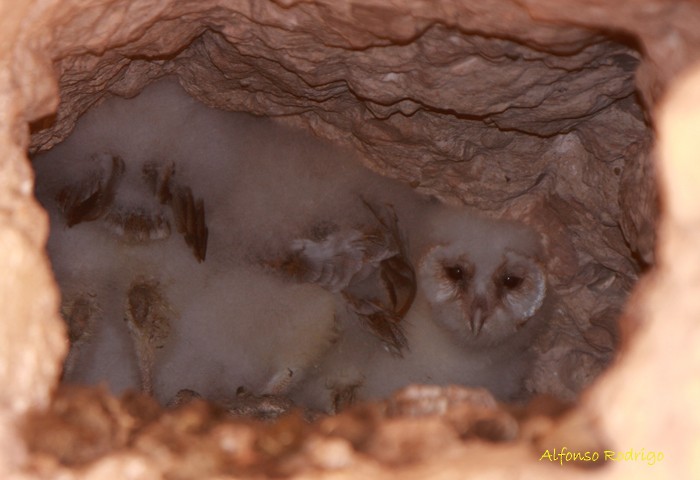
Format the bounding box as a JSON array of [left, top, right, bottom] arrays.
[[23, 2, 655, 475]]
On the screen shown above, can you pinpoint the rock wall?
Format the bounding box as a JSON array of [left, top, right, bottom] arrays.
[[0, 0, 697, 478]]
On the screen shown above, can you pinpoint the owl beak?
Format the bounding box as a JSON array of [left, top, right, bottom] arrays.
[[468, 296, 490, 336]]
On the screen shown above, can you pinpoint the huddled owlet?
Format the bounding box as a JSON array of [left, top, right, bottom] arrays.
[[290, 204, 552, 411]]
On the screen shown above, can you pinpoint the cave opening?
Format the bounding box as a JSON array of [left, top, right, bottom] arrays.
[[12, 2, 665, 478]]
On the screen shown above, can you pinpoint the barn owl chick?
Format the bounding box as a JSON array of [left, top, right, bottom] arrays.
[[291, 208, 552, 411]]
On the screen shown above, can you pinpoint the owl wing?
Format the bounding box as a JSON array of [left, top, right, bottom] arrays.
[[56, 153, 125, 227], [124, 278, 174, 395], [272, 200, 416, 356], [142, 161, 208, 262], [342, 200, 416, 356], [361, 199, 416, 318], [285, 230, 385, 292], [169, 184, 208, 262]]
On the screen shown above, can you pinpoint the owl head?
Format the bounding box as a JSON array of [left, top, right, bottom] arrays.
[[416, 210, 548, 349]]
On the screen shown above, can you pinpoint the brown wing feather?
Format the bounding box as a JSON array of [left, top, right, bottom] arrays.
[[353, 200, 416, 355], [56, 154, 125, 227], [170, 184, 208, 262], [144, 160, 208, 262]]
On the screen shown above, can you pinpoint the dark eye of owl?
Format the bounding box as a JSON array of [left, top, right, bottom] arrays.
[[501, 274, 524, 290], [444, 265, 465, 282]]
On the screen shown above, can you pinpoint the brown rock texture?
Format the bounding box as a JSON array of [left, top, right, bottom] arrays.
[[0, 0, 697, 478]]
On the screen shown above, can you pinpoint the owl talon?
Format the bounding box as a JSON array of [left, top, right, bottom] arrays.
[[227, 387, 295, 420], [261, 368, 297, 395]]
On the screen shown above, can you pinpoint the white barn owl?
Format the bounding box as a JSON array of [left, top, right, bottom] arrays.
[[290, 206, 552, 411]]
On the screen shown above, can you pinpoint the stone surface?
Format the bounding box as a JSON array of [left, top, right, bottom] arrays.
[[587, 63, 700, 480], [0, 0, 697, 478]]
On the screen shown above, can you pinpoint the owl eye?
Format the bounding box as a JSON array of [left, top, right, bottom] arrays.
[[501, 274, 524, 290], [444, 265, 465, 282]]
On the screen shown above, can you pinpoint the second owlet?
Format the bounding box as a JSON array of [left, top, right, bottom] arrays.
[[290, 204, 553, 411]]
